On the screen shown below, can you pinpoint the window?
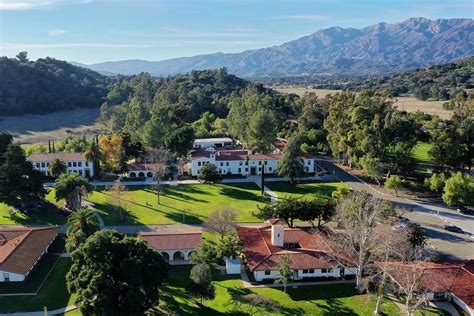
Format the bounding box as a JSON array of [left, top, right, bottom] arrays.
[[220, 162, 223, 166], [302, 269, 309, 274], [245, 168, 248, 172], [3, 273, 9, 282], [308, 160, 311, 165], [258, 161, 262, 165], [218, 169, 222, 174], [239, 162, 242, 166], [46, 162, 50, 167], [78, 162, 82, 167], [73, 162, 77, 167], [68, 162, 72, 167], [258, 167, 261, 172], [36, 163, 40, 168], [321, 269, 327, 273], [264, 271, 271, 275], [85, 162, 89, 166], [198, 162, 201, 166], [269, 167, 272, 171], [309, 269, 315, 273], [41, 162, 46, 168], [78, 170, 83, 176], [238, 168, 241, 173], [226, 162, 229, 166]]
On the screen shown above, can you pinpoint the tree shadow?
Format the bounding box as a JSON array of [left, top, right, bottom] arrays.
[[2, 200, 66, 225], [313, 298, 358, 316], [219, 187, 268, 203]]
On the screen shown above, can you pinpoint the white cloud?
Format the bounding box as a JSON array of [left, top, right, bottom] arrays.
[[0, 0, 94, 10], [48, 29, 66, 36]]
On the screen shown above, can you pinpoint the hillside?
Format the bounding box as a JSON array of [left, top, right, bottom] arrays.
[[76, 17, 474, 77], [338, 56, 474, 100], [0, 54, 109, 116]]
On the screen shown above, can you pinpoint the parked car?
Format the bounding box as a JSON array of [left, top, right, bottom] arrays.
[[444, 225, 463, 233], [458, 206, 474, 215]]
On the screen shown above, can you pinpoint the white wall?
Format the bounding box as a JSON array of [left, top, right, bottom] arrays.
[[0, 271, 25, 282], [253, 267, 358, 282], [32, 160, 94, 178], [190, 157, 317, 177], [450, 294, 474, 316]]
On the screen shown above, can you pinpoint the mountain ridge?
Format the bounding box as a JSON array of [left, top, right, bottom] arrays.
[[74, 17, 474, 77]]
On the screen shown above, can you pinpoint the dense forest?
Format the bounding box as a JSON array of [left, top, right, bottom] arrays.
[[0, 52, 109, 115], [263, 57, 474, 102]]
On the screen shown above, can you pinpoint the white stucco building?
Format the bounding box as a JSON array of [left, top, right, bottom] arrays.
[[139, 229, 202, 264], [237, 219, 358, 282], [0, 227, 59, 282], [193, 137, 233, 150], [28, 152, 94, 178], [187, 149, 321, 177]]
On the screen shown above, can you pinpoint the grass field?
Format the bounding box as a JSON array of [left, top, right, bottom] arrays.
[[0, 190, 66, 225], [0, 258, 75, 313], [413, 142, 434, 164], [87, 183, 269, 225], [266, 181, 348, 200], [276, 88, 452, 119], [158, 265, 401, 315], [0, 107, 103, 144]]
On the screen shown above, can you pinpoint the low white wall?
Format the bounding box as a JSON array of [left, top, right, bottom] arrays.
[[254, 267, 357, 282], [0, 271, 25, 282], [452, 294, 474, 316]]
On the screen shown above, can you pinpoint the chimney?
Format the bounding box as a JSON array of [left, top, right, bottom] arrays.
[[271, 223, 284, 247]]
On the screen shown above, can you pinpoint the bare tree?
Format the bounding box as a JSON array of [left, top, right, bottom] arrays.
[[205, 208, 237, 239], [384, 250, 432, 316], [231, 293, 280, 315], [147, 148, 169, 205], [333, 192, 382, 291], [107, 179, 128, 221]]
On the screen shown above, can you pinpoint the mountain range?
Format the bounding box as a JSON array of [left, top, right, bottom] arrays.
[[73, 17, 474, 77]]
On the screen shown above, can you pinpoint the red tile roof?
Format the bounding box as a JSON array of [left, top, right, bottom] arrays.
[[236, 224, 354, 271], [191, 150, 314, 162], [139, 230, 202, 250], [386, 260, 474, 309], [274, 139, 287, 151], [0, 227, 59, 275], [127, 162, 161, 171], [28, 152, 86, 162]]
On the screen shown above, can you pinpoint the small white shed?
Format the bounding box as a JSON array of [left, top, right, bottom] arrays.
[[226, 258, 241, 275]]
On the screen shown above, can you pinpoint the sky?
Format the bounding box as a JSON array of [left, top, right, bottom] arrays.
[[0, 0, 472, 64]]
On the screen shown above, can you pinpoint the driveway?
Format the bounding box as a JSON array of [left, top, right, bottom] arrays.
[[316, 158, 474, 259]]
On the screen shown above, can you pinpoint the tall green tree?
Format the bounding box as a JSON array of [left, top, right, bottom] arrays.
[[442, 172, 474, 206], [247, 109, 277, 153], [54, 173, 92, 210], [163, 124, 195, 157], [187, 263, 215, 304], [84, 141, 101, 178], [276, 138, 305, 184], [65, 208, 100, 252], [67, 230, 168, 315], [198, 164, 222, 186], [359, 156, 383, 186], [48, 158, 67, 178]]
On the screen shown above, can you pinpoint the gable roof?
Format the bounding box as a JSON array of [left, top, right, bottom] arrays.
[[385, 260, 474, 309], [28, 152, 87, 162], [139, 230, 202, 251], [0, 227, 59, 275], [236, 224, 354, 271]]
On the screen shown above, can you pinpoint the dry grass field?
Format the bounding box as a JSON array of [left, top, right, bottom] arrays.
[[276, 87, 452, 119], [0, 108, 104, 144]]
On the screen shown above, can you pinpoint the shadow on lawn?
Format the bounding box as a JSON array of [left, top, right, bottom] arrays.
[[313, 298, 358, 316], [269, 182, 339, 199], [91, 201, 142, 225], [164, 209, 203, 225], [155, 187, 209, 204], [219, 187, 267, 203], [3, 200, 66, 225]]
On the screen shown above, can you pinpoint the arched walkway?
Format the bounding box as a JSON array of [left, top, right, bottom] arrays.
[[138, 172, 145, 177], [129, 172, 136, 178], [147, 171, 153, 178], [161, 252, 170, 261], [188, 251, 196, 261], [173, 251, 184, 261]]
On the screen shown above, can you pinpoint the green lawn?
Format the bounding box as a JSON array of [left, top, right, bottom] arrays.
[[0, 189, 66, 225], [87, 183, 269, 225], [413, 142, 433, 164], [266, 181, 349, 200], [158, 266, 400, 315], [0, 258, 76, 313]]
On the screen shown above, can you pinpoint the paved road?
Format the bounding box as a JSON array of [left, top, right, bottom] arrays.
[[316, 158, 474, 259]]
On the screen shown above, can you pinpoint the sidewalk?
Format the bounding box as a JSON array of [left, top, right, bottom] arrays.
[[0, 305, 77, 316]]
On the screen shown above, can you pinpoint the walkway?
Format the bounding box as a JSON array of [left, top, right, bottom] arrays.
[[252, 177, 278, 204], [0, 305, 77, 316]]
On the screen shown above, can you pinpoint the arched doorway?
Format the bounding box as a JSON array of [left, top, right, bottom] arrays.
[[147, 172, 153, 178], [138, 172, 145, 177], [129, 172, 136, 178], [173, 251, 184, 261], [188, 251, 195, 261], [161, 252, 170, 261]]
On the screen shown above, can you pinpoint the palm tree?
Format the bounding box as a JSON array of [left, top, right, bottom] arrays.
[[65, 208, 100, 252], [84, 141, 101, 179], [48, 158, 67, 178], [55, 173, 92, 210]]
